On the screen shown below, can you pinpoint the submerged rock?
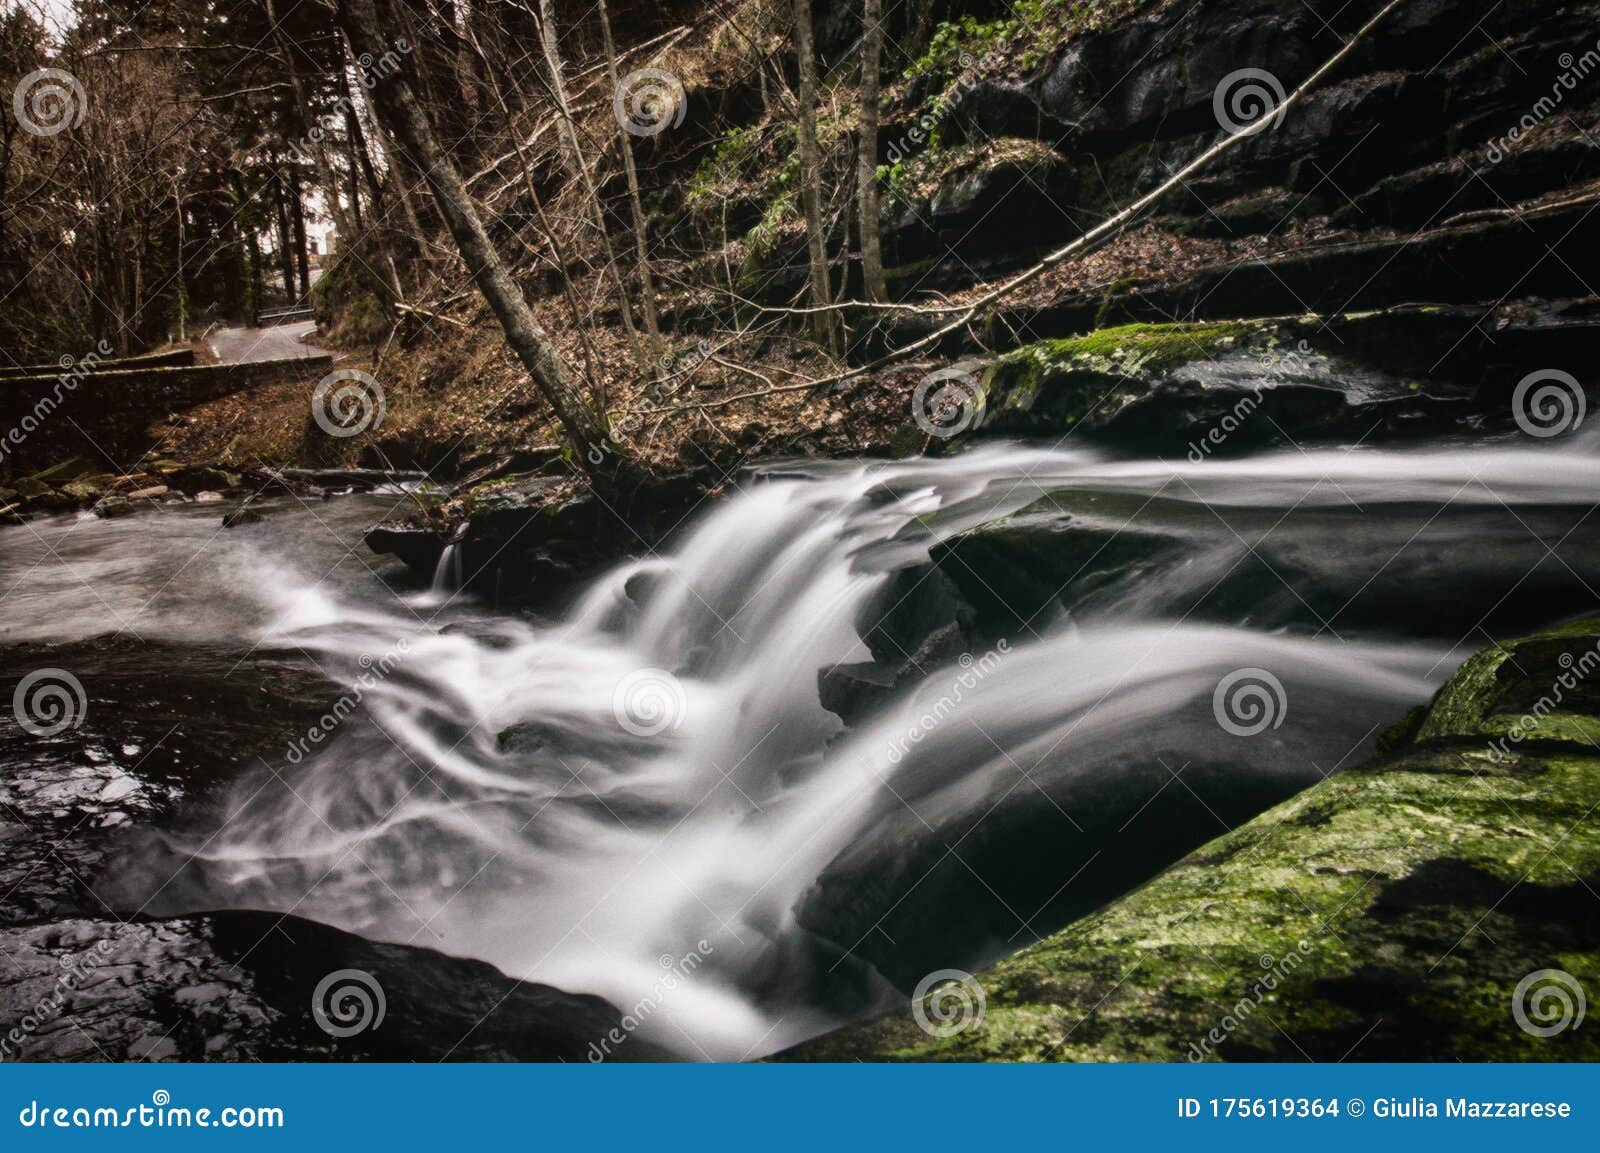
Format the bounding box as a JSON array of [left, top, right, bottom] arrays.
[[778, 616, 1600, 1061]]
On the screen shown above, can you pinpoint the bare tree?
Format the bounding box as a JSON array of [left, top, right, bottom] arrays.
[[856, 0, 887, 302], [791, 0, 841, 354], [597, 0, 662, 361], [535, 0, 646, 378], [334, 0, 608, 460]]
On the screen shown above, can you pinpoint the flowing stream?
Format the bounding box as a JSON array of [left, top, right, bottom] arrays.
[[4, 433, 1598, 1058]]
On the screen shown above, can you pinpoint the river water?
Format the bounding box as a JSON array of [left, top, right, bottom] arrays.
[[2, 433, 1597, 1057]]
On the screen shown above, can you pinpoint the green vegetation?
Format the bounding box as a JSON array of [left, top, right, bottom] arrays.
[[980, 320, 1261, 423]]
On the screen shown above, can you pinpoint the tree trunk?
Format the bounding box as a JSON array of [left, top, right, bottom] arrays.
[[334, 0, 608, 461], [791, 0, 841, 354], [266, 0, 352, 253], [597, 0, 662, 361], [536, 0, 646, 380], [288, 161, 311, 299], [458, 17, 602, 387], [349, 72, 427, 255], [173, 177, 187, 343], [273, 170, 296, 300], [856, 0, 888, 302], [232, 172, 262, 324]]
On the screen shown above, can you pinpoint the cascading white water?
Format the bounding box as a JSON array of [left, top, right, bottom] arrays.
[[429, 541, 462, 596], [19, 433, 1594, 1058]]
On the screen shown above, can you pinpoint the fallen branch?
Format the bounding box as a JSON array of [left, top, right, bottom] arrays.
[[394, 301, 470, 328]]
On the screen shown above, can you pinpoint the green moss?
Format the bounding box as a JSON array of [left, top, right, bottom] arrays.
[[779, 617, 1600, 1062], [978, 320, 1263, 430]]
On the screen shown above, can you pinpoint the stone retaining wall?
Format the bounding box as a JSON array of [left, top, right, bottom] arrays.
[[0, 353, 334, 473]]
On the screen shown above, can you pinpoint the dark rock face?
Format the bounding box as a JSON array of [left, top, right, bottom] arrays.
[[876, 0, 1600, 272]]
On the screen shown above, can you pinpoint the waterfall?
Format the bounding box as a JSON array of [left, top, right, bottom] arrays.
[[56, 431, 1599, 1059], [430, 541, 462, 595]]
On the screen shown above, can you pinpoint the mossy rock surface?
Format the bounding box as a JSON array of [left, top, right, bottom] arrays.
[[971, 317, 1473, 449], [777, 617, 1600, 1061]]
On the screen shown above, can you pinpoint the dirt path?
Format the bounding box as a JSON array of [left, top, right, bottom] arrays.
[[208, 319, 321, 364]]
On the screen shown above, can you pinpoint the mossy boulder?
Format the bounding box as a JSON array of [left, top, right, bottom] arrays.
[[972, 318, 1472, 451], [778, 616, 1600, 1061]]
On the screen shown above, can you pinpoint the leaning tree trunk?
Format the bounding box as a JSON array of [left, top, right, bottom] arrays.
[[792, 0, 841, 354], [856, 0, 888, 302], [335, 0, 608, 461]]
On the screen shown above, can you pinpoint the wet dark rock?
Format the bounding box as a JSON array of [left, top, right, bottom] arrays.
[[220, 505, 264, 528], [927, 484, 1600, 642], [278, 466, 428, 490], [0, 912, 666, 1062], [0, 638, 344, 927], [364, 519, 447, 579]]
